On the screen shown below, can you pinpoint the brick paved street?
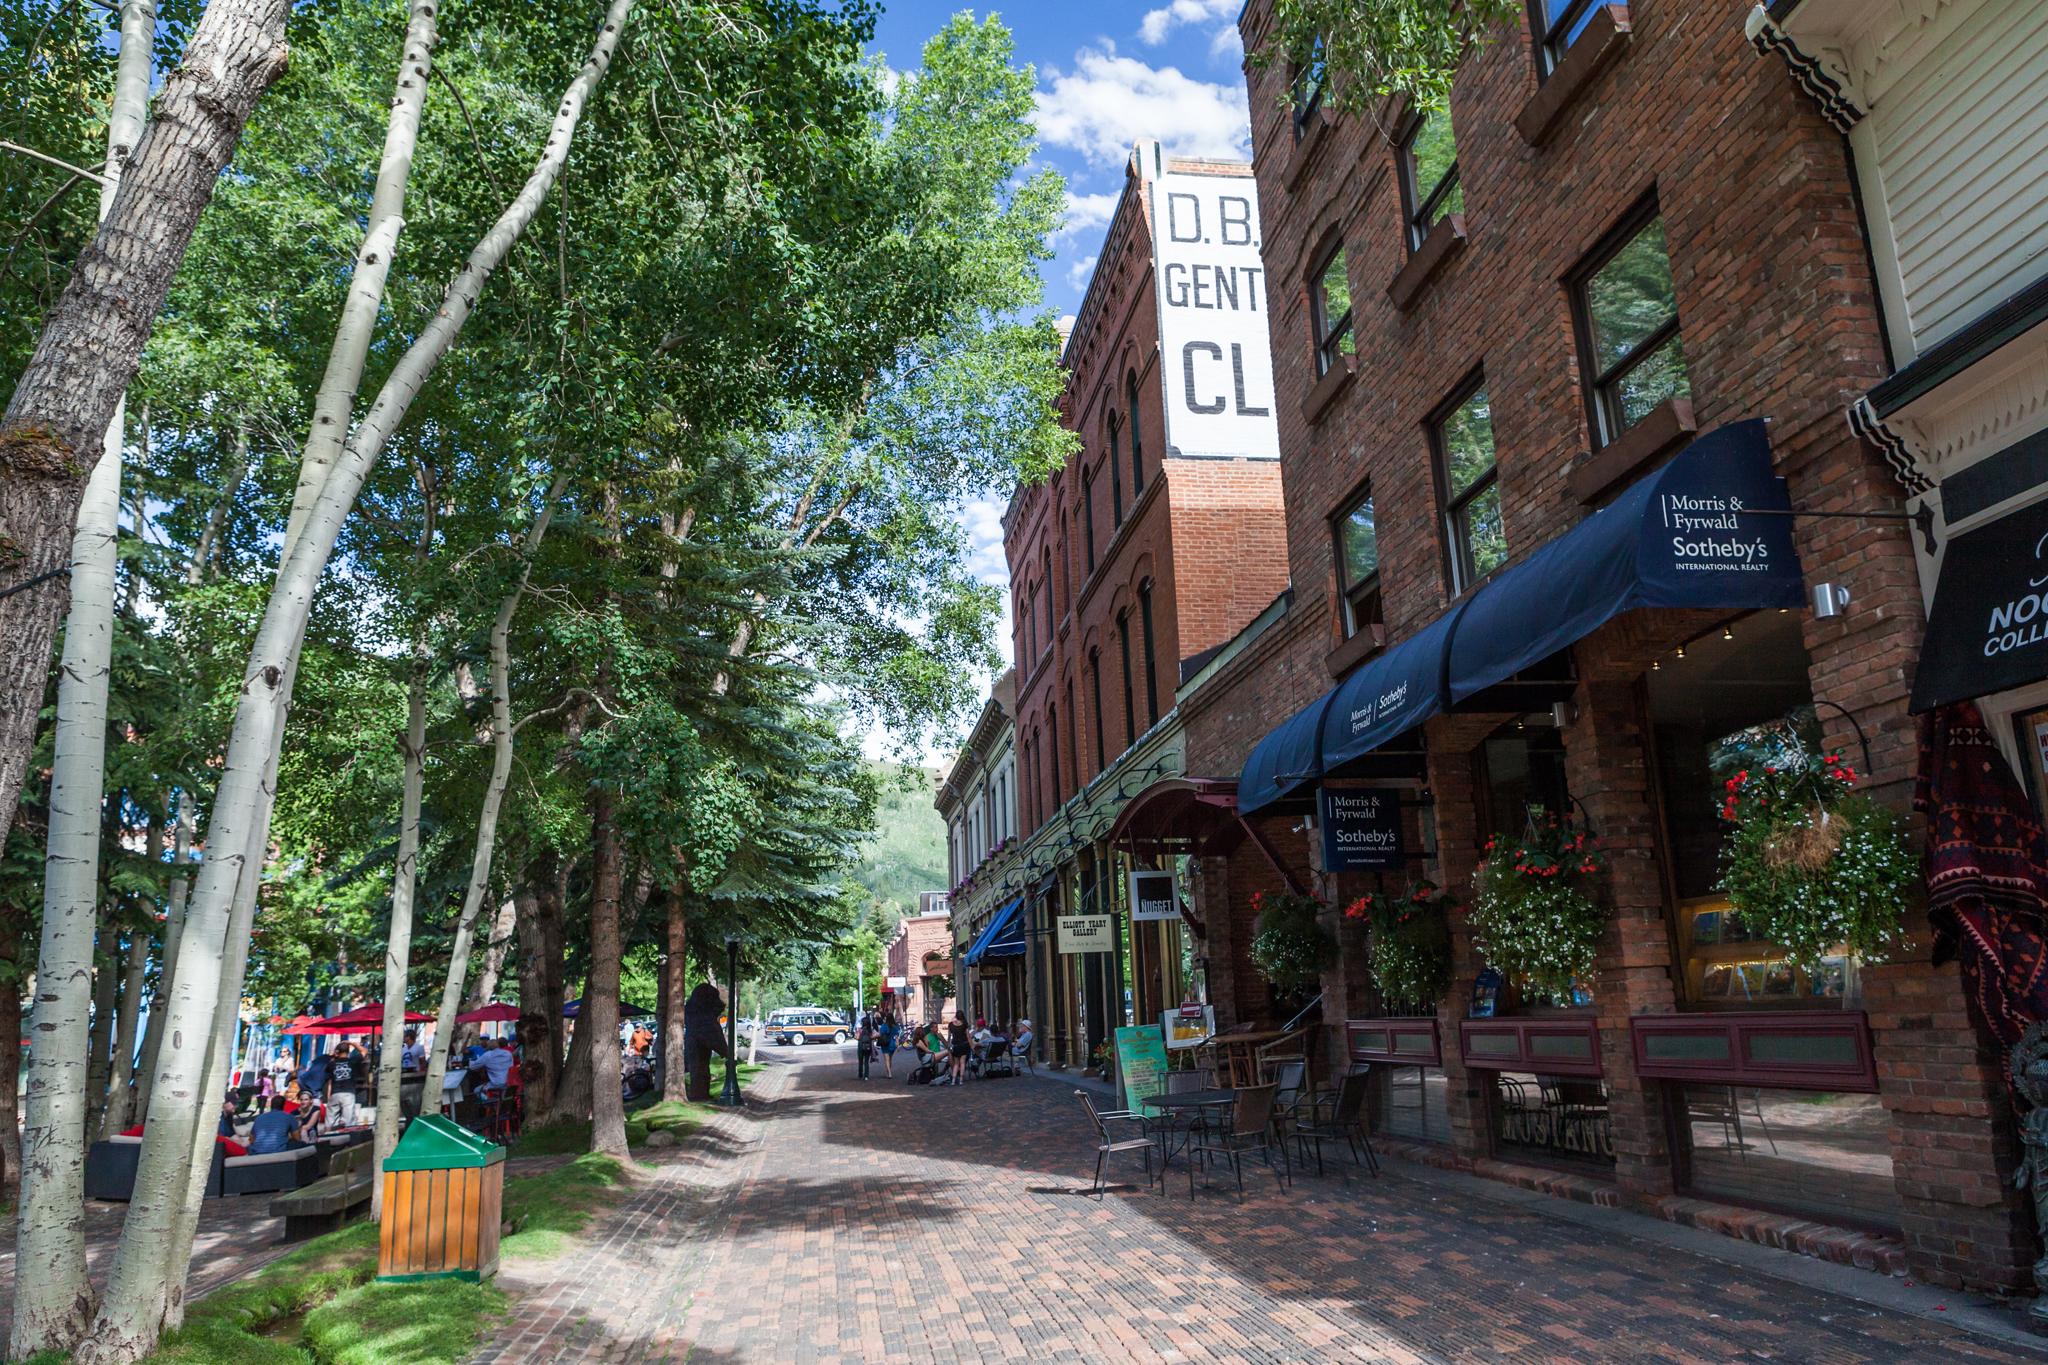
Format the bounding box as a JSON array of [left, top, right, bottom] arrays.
[[471, 1048, 2048, 1363]]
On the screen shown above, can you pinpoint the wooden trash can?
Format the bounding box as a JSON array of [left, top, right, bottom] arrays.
[[377, 1114, 505, 1283]]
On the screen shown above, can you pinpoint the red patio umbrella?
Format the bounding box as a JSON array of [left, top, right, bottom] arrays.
[[454, 1001, 522, 1024], [279, 1014, 325, 1036], [300, 1002, 435, 1033]]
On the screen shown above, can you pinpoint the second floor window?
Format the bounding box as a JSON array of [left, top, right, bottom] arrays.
[[1400, 106, 1462, 251], [1311, 244, 1355, 377], [1576, 212, 1689, 447], [1531, 0, 1605, 75], [1126, 373, 1145, 497], [1434, 381, 1507, 593], [1081, 469, 1097, 573], [1089, 650, 1107, 771], [1042, 549, 1055, 642], [1138, 580, 1159, 726], [1335, 490, 1382, 636], [1109, 417, 1125, 525], [1118, 611, 1137, 750], [1292, 35, 1327, 138]]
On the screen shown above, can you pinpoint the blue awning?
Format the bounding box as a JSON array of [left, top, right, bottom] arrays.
[[1236, 690, 1336, 814], [1237, 422, 1804, 801], [1447, 420, 1804, 700], [1320, 602, 1470, 773], [962, 898, 1023, 965]]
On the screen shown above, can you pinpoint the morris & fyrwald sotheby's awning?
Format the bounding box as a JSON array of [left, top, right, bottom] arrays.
[[1238, 421, 1807, 813], [962, 897, 1025, 965]]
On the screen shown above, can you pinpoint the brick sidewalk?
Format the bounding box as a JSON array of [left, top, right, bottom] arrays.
[[477, 1049, 2047, 1363]]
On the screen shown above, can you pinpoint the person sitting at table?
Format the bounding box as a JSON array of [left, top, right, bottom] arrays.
[[246, 1095, 308, 1154], [217, 1090, 242, 1139], [1011, 1018, 1034, 1061], [281, 1079, 325, 1138]]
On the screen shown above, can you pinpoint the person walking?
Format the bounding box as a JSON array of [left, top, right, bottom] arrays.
[[876, 1005, 900, 1079], [856, 1010, 876, 1080], [946, 1013, 971, 1087]]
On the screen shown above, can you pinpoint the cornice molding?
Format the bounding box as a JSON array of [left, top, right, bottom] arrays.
[[1744, 4, 1866, 133]]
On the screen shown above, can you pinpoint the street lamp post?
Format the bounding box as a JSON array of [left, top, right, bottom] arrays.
[[721, 935, 742, 1107]]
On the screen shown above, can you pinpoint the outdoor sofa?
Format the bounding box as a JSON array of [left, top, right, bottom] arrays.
[[84, 1134, 318, 1201]]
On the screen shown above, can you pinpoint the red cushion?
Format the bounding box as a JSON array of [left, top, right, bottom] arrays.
[[120, 1124, 145, 1137], [217, 1137, 248, 1157]]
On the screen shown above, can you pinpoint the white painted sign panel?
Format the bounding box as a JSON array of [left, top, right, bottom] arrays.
[[1149, 170, 1280, 461]]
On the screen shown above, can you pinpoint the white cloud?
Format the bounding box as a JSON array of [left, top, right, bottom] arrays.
[[961, 496, 1011, 587], [1210, 24, 1244, 63], [1062, 190, 1120, 236], [1065, 253, 1100, 294], [1139, 0, 1237, 46], [1034, 45, 1252, 169]]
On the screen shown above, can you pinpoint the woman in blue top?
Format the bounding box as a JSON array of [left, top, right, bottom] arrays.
[[875, 1005, 901, 1079]]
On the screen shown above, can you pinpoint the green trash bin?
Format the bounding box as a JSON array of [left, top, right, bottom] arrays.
[[377, 1115, 505, 1282]]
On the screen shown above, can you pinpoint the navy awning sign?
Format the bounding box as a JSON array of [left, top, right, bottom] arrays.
[[1911, 496, 2048, 713], [1235, 421, 1807, 794], [1448, 419, 1806, 700], [963, 898, 1025, 964]]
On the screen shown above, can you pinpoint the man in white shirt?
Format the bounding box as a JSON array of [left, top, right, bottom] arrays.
[[477, 1039, 516, 1089], [400, 1029, 427, 1072]]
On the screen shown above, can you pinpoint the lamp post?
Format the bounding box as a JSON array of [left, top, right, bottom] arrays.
[[721, 935, 742, 1107]]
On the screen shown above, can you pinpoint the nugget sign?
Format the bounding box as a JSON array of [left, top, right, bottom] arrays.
[[1150, 171, 1280, 461]]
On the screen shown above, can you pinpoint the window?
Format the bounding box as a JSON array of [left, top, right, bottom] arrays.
[[1399, 106, 1462, 251], [1334, 489, 1382, 636], [1433, 381, 1507, 592], [1311, 243, 1355, 377], [1089, 649, 1107, 771], [1531, 0, 1607, 74], [1042, 548, 1055, 641], [1574, 212, 1689, 447], [1126, 373, 1145, 497], [1291, 35, 1328, 139], [1049, 701, 1063, 804], [1108, 418, 1124, 525], [1117, 612, 1137, 751], [1137, 580, 1159, 726], [1081, 468, 1097, 573]]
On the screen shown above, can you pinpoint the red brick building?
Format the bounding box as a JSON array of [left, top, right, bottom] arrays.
[[998, 142, 1290, 1069], [1141, 0, 2031, 1296], [884, 906, 955, 1026]]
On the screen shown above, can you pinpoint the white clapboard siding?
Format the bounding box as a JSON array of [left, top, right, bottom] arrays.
[[1869, 0, 2048, 354]]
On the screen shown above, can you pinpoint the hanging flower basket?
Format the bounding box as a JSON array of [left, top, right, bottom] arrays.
[[1346, 880, 1454, 1011], [1469, 808, 1607, 999], [1249, 891, 1337, 992], [1717, 750, 1913, 969]]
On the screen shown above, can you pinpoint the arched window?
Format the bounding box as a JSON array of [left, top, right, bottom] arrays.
[[1117, 610, 1137, 750], [1049, 701, 1062, 802], [1108, 416, 1124, 525], [1126, 372, 1145, 496], [1081, 468, 1097, 573], [1138, 579, 1159, 726], [1089, 649, 1107, 771], [1042, 548, 1055, 639]]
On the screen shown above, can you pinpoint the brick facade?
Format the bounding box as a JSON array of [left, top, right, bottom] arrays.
[[1158, 0, 2039, 1295], [884, 912, 955, 1025]]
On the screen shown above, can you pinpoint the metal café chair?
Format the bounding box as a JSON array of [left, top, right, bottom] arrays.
[[1189, 1083, 1289, 1198], [1077, 1089, 1158, 1196], [1291, 1068, 1379, 1177]]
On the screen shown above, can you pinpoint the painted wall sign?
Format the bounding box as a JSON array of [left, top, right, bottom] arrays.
[[1057, 914, 1114, 954], [1320, 787, 1402, 870], [1129, 869, 1180, 922], [1147, 158, 1280, 462]]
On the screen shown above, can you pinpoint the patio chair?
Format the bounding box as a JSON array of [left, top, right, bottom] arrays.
[[1150, 1068, 1218, 1149], [1010, 1031, 1037, 1076], [1291, 1069, 1379, 1177], [980, 1039, 1015, 1078], [1077, 1089, 1157, 1196], [1270, 1059, 1309, 1134], [1189, 1083, 1289, 1198]]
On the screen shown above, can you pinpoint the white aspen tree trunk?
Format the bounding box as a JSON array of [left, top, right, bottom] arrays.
[[134, 791, 192, 1116], [0, 0, 289, 860], [425, 476, 564, 1098], [748, 987, 762, 1064], [373, 638, 429, 1219], [81, 14, 634, 1356], [9, 2, 151, 1347]]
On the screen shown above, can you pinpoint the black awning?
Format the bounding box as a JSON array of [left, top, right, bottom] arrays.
[[1912, 496, 2048, 712]]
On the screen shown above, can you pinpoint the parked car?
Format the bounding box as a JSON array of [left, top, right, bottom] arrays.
[[771, 1009, 848, 1046]]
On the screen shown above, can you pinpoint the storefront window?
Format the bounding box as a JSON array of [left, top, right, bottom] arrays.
[[1648, 613, 1839, 1007], [2008, 704, 2048, 820], [1372, 1065, 1450, 1143], [1676, 1084, 1898, 1230], [1488, 1071, 1614, 1166]]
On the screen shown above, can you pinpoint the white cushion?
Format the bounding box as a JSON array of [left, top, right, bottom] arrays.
[[226, 1149, 305, 1168], [109, 1135, 143, 1145]]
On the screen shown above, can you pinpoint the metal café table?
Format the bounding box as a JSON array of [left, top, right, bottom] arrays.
[[1139, 1088, 1237, 1174]]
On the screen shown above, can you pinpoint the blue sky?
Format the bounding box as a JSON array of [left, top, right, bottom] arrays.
[[862, 4, 1256, 759]]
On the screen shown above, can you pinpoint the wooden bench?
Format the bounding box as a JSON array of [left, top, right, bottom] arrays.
[[270, 1142, 374, 1241]]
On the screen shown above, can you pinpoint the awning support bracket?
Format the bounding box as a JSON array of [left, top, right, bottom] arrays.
[[1236, 814, 1308, 898], [1741, 502, 1937, 556]]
